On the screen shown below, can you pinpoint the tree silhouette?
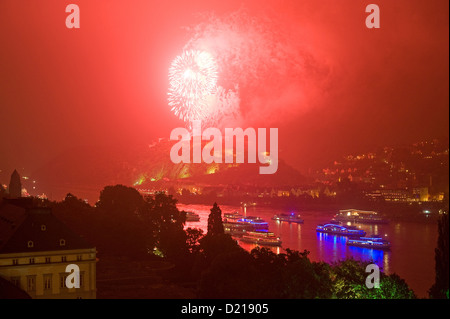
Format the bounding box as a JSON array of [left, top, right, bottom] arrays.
[[207, 202, 224, 236], [97, 184, 145, 217], [198, 203, 241, 266], [94, 185, 149, 257], [198, 247, 334, 298], [185, 227, 204, 254], [198, 250, 261, 298], [429, 213, 449, 299], [62, 193, 91, 210], [144, 192, 187, 261]]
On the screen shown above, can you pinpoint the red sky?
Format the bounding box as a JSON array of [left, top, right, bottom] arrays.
[[0, 0, 448, 179]]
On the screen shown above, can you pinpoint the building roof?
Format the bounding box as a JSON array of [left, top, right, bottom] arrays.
[[0, 199, 93, 254], [0, 276, 31, 299]]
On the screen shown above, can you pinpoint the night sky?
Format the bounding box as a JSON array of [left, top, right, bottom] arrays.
[[0, 0, 448, 178]]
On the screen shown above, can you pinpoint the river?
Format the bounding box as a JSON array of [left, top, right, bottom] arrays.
[[178, 203, 438, 298]]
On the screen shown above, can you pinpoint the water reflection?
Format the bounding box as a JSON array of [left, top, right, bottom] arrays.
[[316, 232, 390, 272], [383, 252, 390, 274], [347, 245, 388, 272], [316, 233, 347, 260]]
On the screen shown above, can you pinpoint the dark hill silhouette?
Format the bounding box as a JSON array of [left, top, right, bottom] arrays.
[[30, 139, 308, 202]]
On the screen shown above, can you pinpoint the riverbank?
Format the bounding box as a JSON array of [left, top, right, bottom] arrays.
[[175, 196, 447, 223]]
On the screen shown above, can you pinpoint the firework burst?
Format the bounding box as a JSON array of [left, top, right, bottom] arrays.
[[168, 50, 218, 124]]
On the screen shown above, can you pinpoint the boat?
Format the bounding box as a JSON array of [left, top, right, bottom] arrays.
[[240, 230, 282, 246], [185, 211, 200, 222], [236, 216, 269, 230], [224, 225, 247, 237], [316, 223, 366, 237], [223, 212, 244, 225], [347, 235, 391, 250], [334, 209, 388, 224], [272, 212, 303, 223], [223, 213, 269, 234], [223, 212, 248, 235]]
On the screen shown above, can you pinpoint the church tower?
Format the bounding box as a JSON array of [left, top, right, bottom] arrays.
[[8, 169, 22, 198]]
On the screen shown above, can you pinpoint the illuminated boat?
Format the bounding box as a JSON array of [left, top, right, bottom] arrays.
[[240, 230, 282, 246], [334, 209, 388, 224], [236, 216, 269, 230], [185, 211, 200, 222], [316, 223, 366, 237], [272, 212, 304, 223], [347, 235, 391, 250], [223, 212, 244, 224], [224, 213, 269, 235], [223, 212, 247, 236], [224, 225, 247, 237]]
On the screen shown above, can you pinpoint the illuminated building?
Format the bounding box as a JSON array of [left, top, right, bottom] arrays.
[[277, 190, 290, 197], [379, 189, 409, 202], [412, 187, 429, 202], [365, 187, 430, 202], [0, 198, 96, 299]]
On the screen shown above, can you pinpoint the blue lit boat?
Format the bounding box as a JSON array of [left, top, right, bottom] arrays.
[[236, 216, 269, 230], [272, 213, 304, 223], [347, 235, 391, 250], [316, 223, 366, 237], [240, 230, 282, 246]]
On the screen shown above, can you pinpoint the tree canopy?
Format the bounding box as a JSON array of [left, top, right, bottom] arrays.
[[429, 213, 449, 299]]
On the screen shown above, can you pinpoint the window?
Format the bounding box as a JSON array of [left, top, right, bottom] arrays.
[[61, 256, 67, 262], [26, 276, 36, 292], [29, 258, 35, 264], [59, 239, 66, 246], [10, 277, 20, 288], [12, 259, 19, 265], [80, 272, 85, 288], [43, 274, 52, 291], [27, 240, 34, 248], [60, 274, 68, 289], [45, 257, 51, 263], [77, 255, 82, 261], [41, 225, 46, 231]]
